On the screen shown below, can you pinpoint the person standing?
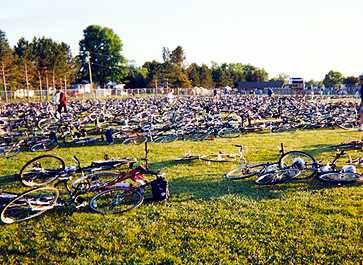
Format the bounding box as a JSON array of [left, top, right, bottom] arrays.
[[359, 75, 363, 131], [58, 89, 68, 113]]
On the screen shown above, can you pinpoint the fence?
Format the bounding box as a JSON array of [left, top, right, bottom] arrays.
[[0, 86, 359, 102]]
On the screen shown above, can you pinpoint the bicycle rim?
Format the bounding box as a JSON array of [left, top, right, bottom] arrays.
[[19, 155, 65, 187], [1, 187, 59, 224], [279, 151, 317, 179], [318, 172, 362, 184], [225, 164, 266, 180], [90, 188, 144, 214]]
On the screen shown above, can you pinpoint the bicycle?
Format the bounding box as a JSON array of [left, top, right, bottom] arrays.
[[314, 150, 363, 185], [224, 143, 317, 185], [1, 143, 168, 224]]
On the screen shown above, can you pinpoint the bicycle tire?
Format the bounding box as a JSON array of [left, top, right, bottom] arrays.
[[225, 163, 267, 180], [153, 134, 178, 143], [72, 171, 121, 190], [19, 155, 65, 187], [200, 153, 237, 163], [89, 188, 144, 214], [217, 128, 241, 138], [30, 140, 58, 152], [72, 138, 97, 146], [122, 136, 147, 145], [279, 151, 317, 179], [1, 186, 59, 224], [335, 120, 357, 130], [317, 172, 363, 185], [255, 168, 300, 185], [3, 146, 21, 159], [173, 155, 200, 162]]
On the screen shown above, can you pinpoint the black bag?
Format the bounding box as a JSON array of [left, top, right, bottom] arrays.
[[105, 129, 113, 144], [151, 177, 170, 201]]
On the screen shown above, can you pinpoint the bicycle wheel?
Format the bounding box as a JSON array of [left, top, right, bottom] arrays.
[[72, 171, 121, 190], [122, 136, 147, 145], [318, 172, 363, 185], [153, 134, 178, 143], [3, 146, 20, 159], [173, 155, 200, 162], [30, 140, 58, 152], [225, 163, 267, 180], [255, 168, 300, 185], [19, 155, 65, 187], [335, 119, 358, 130], [217, 128, 240, 138], [279, 151, 317, 179], [200, 153, 237, 163], [89, 188, 144, 214], [1, 187, 59, 224], [72, 138, 97, 146]]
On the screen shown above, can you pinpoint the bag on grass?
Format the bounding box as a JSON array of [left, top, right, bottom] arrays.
[[151, 177, 170, 201]]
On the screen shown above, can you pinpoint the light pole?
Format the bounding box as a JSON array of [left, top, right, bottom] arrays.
[[86, 51, 94, 98]]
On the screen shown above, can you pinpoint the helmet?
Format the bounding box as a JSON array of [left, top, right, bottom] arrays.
[[292, 158, 305, 170], [341, 165, 356, 173]]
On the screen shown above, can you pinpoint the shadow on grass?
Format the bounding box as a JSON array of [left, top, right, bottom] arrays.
[[169, 174, 284, 202], [148, 160, 193, 171], [169, 172, 363, 203], [0, 174, 17, 187]]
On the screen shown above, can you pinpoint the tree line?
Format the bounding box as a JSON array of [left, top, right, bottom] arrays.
[[0, 25, 360, 97]]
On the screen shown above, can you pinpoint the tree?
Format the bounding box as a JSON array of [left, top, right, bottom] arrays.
[[163, 62, 191, 88], [270, 73, 289, 82], [229, 63, 246, 85], [0, 30, 15, 101], [186, 63, 201, 87], [170, 46, 185, 68], [199, 64, 213, 88], [343, 76, 358, 87], [124, 65, 148, 88], [14, 37, 35, 97], [162, 47, 171, 63], [244, 65, 268, 82], [28, 37, 77, 98], [211, 63, 233, 87], [323, 70, 343, 88], [143, 60, 164, 88], [79, 25, 127, 87]]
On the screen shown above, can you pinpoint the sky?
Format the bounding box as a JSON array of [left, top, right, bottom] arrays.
[[1, 0, 362, 80]]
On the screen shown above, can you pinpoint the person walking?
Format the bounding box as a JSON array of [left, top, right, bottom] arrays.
[[359, 75, 363, 131], [57, 88, 68, 113]]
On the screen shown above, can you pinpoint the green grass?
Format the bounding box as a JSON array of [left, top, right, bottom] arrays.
[[0, 129, 362, 264]]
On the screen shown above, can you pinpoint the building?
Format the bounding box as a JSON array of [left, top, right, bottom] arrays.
[[288, 78, 304, 90], [237, 81, 285, 92]]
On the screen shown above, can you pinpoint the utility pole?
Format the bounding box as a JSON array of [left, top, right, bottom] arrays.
[[24, 62, 29, 101], [45, 70, 49, 101], [1, 62, 8, 103], [86, 51, 94, 98], [38, 71, 42, 101]]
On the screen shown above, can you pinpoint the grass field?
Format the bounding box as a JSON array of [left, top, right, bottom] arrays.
[[0, 129, 362, 264]]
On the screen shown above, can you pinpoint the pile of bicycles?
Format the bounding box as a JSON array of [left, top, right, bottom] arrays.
[[0, 95, 359, 158], [0, 143, 169, 224], [224, 143, 363, 185]]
